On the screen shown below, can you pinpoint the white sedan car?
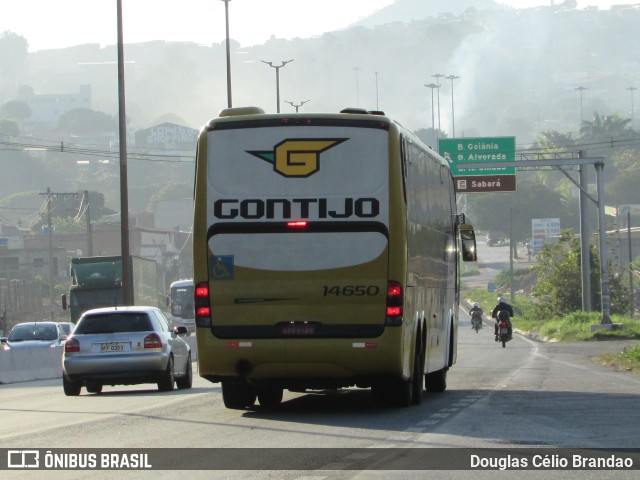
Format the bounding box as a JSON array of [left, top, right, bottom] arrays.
[[62, 306, 192, 395]]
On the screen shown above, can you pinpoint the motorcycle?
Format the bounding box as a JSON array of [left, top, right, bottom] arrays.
[[471, 315, 482, 333], [497, 319, 510, 348]]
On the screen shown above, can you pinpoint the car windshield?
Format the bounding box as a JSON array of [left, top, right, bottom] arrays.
[[8, 324, 59, 342], [74, 313, 153, 334]]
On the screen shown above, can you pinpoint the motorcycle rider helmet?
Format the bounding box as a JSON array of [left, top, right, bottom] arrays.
[[473, 302, 479, 307], [498, 296, 506, 303]]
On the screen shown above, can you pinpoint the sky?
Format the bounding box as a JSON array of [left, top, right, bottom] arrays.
[[0, 0, 625, 53]]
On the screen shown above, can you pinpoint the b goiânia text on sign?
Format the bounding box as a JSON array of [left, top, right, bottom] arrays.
[[438, 137, 516, 176]]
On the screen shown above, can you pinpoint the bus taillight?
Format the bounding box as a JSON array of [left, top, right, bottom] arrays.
[[195, 281, 211, 327], [385, 281, 403, 326], [287, 221, 307, 229]]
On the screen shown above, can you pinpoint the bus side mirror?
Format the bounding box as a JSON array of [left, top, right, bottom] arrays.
[[459, 225, 477, 262]]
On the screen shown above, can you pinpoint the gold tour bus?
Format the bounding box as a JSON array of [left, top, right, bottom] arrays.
[[192, 106, 477, 409]]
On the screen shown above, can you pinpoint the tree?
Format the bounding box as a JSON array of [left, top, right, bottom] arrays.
[[610, 146, 640, 199], [57, 108, 116, 135], [0, 31, 28, 76], [531, 231, 590, 317], [532, 130, 576, 150], [466, 181, 577, 247], [0, 118, 19, 136], [0, 100, 31, 121], [579, 112, 632, 142], [531, 230, 630, 318]]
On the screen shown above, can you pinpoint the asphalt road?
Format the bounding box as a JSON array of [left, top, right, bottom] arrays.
[[1, 312, 638, 479], [1, 238, 638, 479]]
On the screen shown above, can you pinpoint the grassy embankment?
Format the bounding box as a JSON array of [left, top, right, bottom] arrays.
[[463, 287, 640, 374]]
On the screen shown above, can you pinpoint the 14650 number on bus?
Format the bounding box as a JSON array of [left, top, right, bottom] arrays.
[[323, 285, 380, 296]]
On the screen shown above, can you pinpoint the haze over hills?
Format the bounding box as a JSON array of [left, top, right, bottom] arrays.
[[1, 1, 639, 221], [352, 0, 503, 26], [8, 1, 638, 137]]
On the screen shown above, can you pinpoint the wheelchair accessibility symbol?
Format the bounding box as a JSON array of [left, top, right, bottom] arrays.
[[210, 255, 234, 280]]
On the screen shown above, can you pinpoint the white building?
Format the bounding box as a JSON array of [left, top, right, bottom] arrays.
[[24, 85, 92, 125]]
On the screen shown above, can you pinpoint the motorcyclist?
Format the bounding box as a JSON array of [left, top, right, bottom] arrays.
[[468, 302, 483, 328], [491, 296, 513, 341]]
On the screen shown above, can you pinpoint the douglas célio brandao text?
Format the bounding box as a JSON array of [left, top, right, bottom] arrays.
[[470, 453, 635, 470]]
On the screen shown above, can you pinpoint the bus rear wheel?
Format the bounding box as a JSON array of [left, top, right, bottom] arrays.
[[425, 367, 447, 393], [257, 387, 283, 409], [411, 347, 424, 405], [222, 381, 257, 409]]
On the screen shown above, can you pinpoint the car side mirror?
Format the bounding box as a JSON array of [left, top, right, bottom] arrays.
[[0, 337, 7, 344]]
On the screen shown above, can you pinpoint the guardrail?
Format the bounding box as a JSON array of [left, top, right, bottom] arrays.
[[0, 336, 197, 385]]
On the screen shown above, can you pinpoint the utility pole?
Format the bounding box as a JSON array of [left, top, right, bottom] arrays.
[[117, 0, 132, 305], [46, 188, 55, 321], [627, 211, 634, 318], [578, 151, 591, 311], [509, 207, 515, 303], [84, 190, 93, 256], [40, 189, 82, 321], [221, 0, 233, 108]]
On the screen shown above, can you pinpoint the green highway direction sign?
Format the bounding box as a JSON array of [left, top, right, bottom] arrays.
[[438, 136, 516, 176], [438, 136, 516, 193]]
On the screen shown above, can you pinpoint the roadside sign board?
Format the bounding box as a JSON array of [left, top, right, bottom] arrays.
[[438, 137, 516, 176], [454, 175, 516, 193], [439, 136, 516, 193], [531, 218, 560, 254]]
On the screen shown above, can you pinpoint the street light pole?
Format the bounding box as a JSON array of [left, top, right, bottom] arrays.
[[262, 59, 293, 113], [284, 100, 310, 113], [375, 71, 379, 110], [432, 73, 445, 131], [575, 86, 588, 124], [424, 83, 439, 131], [353, 67, 362, 107], [221, 0, 232, 108], [445, 74, 460, 137], [627, 86, 637, 128]]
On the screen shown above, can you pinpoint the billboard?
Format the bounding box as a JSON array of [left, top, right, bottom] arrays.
[[531, 218, 560, 254]]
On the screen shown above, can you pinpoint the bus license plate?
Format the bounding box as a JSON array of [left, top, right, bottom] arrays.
[[280, 323, 316, 336]]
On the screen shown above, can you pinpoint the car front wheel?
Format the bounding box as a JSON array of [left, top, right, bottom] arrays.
[[176, 353, 193, 390]]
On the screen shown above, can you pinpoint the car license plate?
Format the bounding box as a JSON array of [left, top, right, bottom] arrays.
[[97, 342, 128, 353]]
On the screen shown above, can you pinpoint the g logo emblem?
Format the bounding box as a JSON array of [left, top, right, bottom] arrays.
[[249, 139, 347, 177]]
